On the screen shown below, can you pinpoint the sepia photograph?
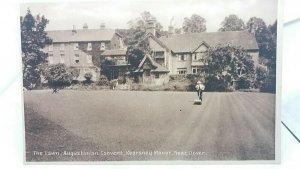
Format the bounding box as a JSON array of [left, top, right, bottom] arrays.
[[21, 0, 279, 163]]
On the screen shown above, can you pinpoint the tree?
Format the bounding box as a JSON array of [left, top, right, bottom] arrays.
[[218, 14, 246, 31], [100, 58, 115, 80], [21, 9, 52, 89], [126, 11, 163, 45], [126, 46, 145, 71], [205, 45, 255, 90], [44, 64, 72, 93], [183, 14, 206, 33]]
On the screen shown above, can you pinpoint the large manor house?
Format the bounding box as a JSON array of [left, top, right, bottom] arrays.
[[44, 19, 259, 85]]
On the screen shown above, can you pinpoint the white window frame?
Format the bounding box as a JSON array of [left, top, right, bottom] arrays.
[[100, 42, 105, 50], [192, 67, 200, 74], [60, 43, 65, 51], [87, 43, 92, 51], [177, 68, 187, 75], [74, 43, 79, 50], [87, 54, 92, 64], [48, 44, 53, 51], [178, 54, 187, 61]]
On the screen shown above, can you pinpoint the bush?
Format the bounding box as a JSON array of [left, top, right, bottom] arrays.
[[97, 75, 109, 86], [117, 76, 126, 84], [236, 76, 251, 89], [205, 76, 228, 92], [70, 68, 80, 80], [44, 64, 72, 92], [109, 79, 118, 89], [84, 72, 93, 82], [260, 74, 276, 93]]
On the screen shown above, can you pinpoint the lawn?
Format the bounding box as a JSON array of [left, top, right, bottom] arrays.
[[24, 90, 276, 161]]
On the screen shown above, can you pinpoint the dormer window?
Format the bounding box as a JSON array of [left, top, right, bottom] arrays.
[[100, 42, 105, 50], [74, 43, 79, 50], [48, 44, 53, 51], [87, 43, 92, 51], [178, 54, 186, 61]]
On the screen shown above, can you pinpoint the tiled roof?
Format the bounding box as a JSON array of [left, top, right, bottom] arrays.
[[46, 29, 117, 43], [101, 49, 127, 56], [135, 54, 169, 73], [159, 31, 259, 53]]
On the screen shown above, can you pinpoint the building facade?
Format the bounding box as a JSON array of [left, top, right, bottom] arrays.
[[44, 25, 125, 81]]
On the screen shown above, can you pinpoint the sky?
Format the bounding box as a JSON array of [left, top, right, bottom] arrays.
[[20, 0, 278, 32]]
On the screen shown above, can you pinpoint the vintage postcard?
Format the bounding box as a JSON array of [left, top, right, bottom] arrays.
[[21, 0, 280, 163]]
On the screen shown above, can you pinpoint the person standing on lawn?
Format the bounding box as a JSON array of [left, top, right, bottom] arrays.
[[195, 80, 205, 101]]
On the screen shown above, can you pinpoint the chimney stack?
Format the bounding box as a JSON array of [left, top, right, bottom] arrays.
[[83, 23, 88, 29], [145, 17, 156, 35], [72, 25, 77, 35], [100, 23, 106, 29], [168, 25, 174, 36]]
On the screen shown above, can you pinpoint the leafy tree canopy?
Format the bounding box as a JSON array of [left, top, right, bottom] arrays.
[[124, 11, 164, 45], [21, 9, 52, 89], [44, 63, 73, 92], [218, 14, 246, 32], [206, 45, 255, 86], [183, 14, 207, 33], [100, 58, 115, 80]]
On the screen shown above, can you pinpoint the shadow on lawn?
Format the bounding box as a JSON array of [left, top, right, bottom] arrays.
[[24, 105, 123, 162]]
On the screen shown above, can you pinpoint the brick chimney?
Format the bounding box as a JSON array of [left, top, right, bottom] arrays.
[[100, 23, 106, 29], [83, 23, 88, 29], [72, 25, 77, 35], [145, 17, 156, 35], [168, 25, 174, 36]]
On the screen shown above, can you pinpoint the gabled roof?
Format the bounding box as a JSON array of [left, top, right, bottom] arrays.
[[135, 54, 169, 73], [191, 41, 210, 53], [143, 32, 170, 52], [46, 29, 118, 43], [101, 49, 127, 56], [159, 31, 259, 53]]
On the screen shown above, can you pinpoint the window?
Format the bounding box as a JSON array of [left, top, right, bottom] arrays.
[[87, 55, 92, 63], [74, 43, 79, 50], [177, 68, 187, 75], [60, 54, 65, 63], [155, 73, 159, 78], [60, 43, 65, 51], [100, 42, 105, 50], [145, 69, 151, 76], [155, 51, 165, 58], [192, 67, 200, 74], [193, 53, 205, 61], [74, 54, 79, 63], [48, 44, 53, 51], [178, 54, 186, 61], [48, 54, 54, 64], [87, 43, 92, 51]]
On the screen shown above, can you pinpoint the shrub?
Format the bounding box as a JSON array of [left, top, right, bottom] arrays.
[[109, 79, 118, 89], [84, 72, 93, 81], [205, 76, 228, 92], [117, 76, 126, 84], [97, 75, 109, 86], [44, 64, 72, 92], [260, 74, 276, 93], [236, 76, 251, 89], [70, 68, 80, 80]]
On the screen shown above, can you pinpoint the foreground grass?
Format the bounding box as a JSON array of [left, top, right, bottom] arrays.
[[24, 90, 276, 161]]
